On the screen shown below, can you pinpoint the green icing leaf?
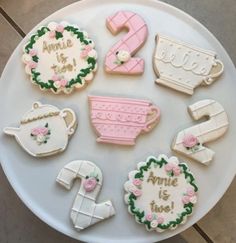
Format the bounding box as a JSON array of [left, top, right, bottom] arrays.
[[55, 31, 63, 40]]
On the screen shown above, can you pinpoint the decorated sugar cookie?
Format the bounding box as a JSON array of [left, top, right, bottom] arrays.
[[153, 34, 224, 95], [4, 102, 77, 157], [57, 160, 115, 231], [124, 155, 198, 232], [105, 11, 148, 75], [88, 95, 161, 145], [172, 99, 229, 165], [22, 21, 97, 94]]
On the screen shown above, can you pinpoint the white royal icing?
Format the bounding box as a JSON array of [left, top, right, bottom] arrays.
[[124, 155, 198, 232], [172, 99, 229, 165], [4, 102, 77, 157], [56, 160, 115, 231], [22, 21, 97, 94], [153, 34, 224, 95]]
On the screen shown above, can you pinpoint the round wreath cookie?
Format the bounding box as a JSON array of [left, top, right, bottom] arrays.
[[124, 155, 198, 232], [22, 21, 97, 94]]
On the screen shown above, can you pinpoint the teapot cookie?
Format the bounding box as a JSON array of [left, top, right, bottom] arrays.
[[4, 102, 77, 157]]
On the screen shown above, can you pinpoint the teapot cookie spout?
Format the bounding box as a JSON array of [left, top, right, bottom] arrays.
[[4, 127, 21, 137]]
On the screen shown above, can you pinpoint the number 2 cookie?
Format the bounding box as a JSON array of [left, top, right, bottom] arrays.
[[105, 11, 148, 75], [124, 155, 198, 232], [22, 21, 97, 94]]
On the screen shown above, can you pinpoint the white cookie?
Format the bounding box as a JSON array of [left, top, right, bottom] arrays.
[[22, 21, 97, 94], [153, 34, 224, 95], [4, 102, 77, 157], [172, 99, 229, 165], [124, 155, 198, 232], [56, 160, 115, 231]]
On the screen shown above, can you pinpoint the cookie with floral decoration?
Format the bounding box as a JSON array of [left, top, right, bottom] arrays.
[[124, 154, 198, 232], [22, 21, 97, 94]]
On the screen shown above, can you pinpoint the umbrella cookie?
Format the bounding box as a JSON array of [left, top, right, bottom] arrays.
[[153, 34, 224, 95], [88, 95, 161, 145], [56, 160, 115, 231], [124, 155, 198, 232], [22, 21, 97, 94], [4, 102, 77, 157]]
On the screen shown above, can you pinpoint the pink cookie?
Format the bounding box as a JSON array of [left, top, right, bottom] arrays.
[[88, 95, 160, 145], [105, 11, 148, 75]]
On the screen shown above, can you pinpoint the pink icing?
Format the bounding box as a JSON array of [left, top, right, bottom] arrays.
[[132, 189, 142, 197], [105, 11, 148, 74], [89, 95, 160, 145], [165, 162, 181, 176], [28, 61, 37, 69], [173, 166, 181, 176], [56, 24, 64, 33], [183, 134, 198, 148], [83, 177, 97, 192], [164, 163, 174, 172], [80, 45, 93, 58], [187, 187, 195, 197], [29, 49, 37, 56], [145, 213, 153, 221], [133, 178, 142, 186], [49, 31, 56, 39], [157, 215, 164, 224], [182, 195, 190, 204], [31, 127, 48, 136]]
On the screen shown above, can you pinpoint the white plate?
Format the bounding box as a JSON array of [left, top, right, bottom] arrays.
[[0, 0, 236, 242]]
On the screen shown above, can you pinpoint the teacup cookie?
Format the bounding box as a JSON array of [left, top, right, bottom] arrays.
[[22, 21, 97, 94], [88, 95, 161, 145], [153, 34, 224, 95], [4, 102, 77, 157], [57, 160, 115, 231], [124, 155, 198, 232]]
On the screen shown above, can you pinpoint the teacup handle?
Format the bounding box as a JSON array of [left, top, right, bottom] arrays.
[[203, 59, 224, 85], [60, 108, 77, 136], [142, 105, 161, 132]]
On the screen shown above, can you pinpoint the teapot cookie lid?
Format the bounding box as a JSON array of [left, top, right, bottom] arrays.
[[20, 102, 60, 124]]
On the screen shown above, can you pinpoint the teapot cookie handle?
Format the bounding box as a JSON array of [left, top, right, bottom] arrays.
[[60, 108, 77, 136]]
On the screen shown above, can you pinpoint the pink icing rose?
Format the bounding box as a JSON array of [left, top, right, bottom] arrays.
[[56, 24, 64, 33], [173, 166, 181, 176], [80, 45, 92, 58], [132, 189, 142, 197], [60, 79, 67, 87], [133, 179, 142, 186], [182, 195, 190, 204], [31, 127, 48, 136], [83, 177, 97, 192], [187, 187, 195, 197], [183, 134, 198, 148], [164, 163, 174, 172], [49, 31, 56, 39], [28, 61, 37, 69], [29, 49, 37, 56], [157, 215, 164, 224], [145, 213, 153, 221]]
